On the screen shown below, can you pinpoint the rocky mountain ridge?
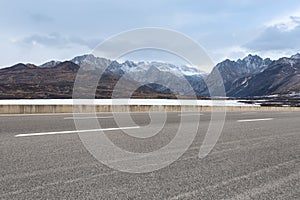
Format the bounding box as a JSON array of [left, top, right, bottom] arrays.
[[1, 53, 300, 98]]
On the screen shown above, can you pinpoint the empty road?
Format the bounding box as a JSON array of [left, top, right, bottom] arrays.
[[1, 111, 300, 199]]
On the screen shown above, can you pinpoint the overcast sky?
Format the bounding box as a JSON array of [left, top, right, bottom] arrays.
[[1, 0, 300, 68]]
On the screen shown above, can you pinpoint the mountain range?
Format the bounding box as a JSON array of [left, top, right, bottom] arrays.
[[1, 53, 300, 99]]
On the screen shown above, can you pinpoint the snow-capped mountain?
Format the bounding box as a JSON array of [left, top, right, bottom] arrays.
[[71, 54, 112, 70], [3, 53, 300, 99], [205, 54, 272, 96], [39, 60, 61, 68], [117, 61, 207, 95], [236, 54, 271, 73], [69, 55, 207, 79], [290, 53, 300, 60], [66, 55, 208, 95], [120, 61, 207, 78], [227, 53, 300, 97]]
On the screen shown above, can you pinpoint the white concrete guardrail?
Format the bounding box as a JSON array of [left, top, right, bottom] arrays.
[[0, 99, 299, 114]]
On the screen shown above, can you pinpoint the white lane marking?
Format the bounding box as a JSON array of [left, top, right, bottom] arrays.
[[0, 113, 72, 117], [0, 111, 174, 117], [238, 118, 273, 122], [64, 116, 113, 120], [178, 113, 204, 117], [15, 126, 140, 137], [0, 113, 107, 117]]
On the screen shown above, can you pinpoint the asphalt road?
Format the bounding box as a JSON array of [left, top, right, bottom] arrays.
[[1, 111, 300, 199]]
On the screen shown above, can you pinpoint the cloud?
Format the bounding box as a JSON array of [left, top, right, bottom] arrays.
[[290, 16, 300, 24], [17, 33, 101, 49], [243, 16, 300, 52], [210, 46, 250, 63]]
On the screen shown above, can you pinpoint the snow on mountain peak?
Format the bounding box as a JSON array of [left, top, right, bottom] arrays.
[[120, 60, 207, 77], [39, 60, 61, 68], [291, 53, 300, 60], [71, 54, 112, 69], [277, 57, 299, 66]]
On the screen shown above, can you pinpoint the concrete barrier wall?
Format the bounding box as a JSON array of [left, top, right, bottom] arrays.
[[1, 104, 300, 114]]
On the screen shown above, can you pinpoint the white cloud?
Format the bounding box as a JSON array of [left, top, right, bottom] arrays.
[[265, 8, 300, 31], [16, 33, 101, 49], [0, 34, 96, 68], [266, 16, 300, 31], [209, 46, 250, 63], [242, 9, 300, 58]]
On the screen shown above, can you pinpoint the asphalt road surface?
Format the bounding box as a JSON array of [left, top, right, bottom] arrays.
[[1, 111, 300, 199]]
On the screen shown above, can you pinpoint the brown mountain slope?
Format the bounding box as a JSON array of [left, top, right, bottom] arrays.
[[0, 62, 175, 99]]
